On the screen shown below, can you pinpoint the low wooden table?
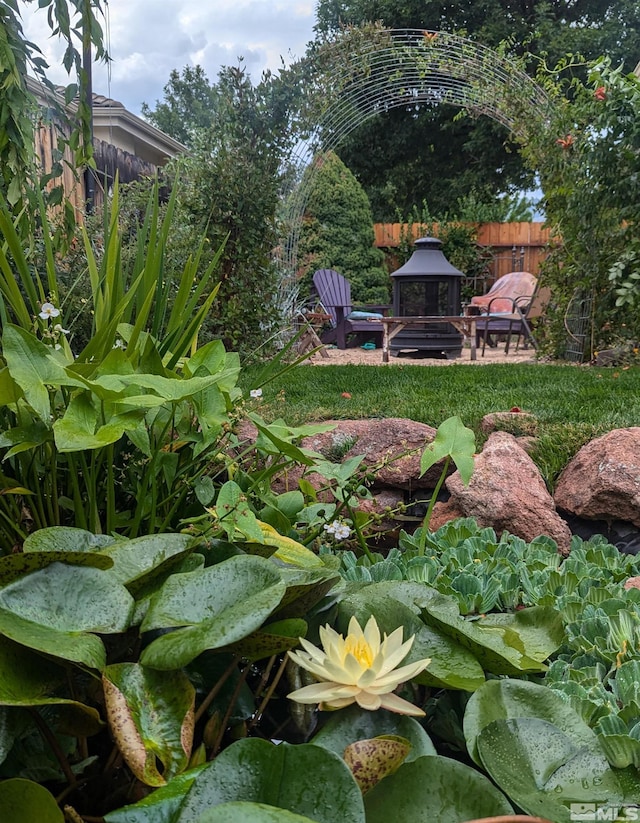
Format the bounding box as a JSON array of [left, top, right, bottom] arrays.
[[379, 316, 480, 363]]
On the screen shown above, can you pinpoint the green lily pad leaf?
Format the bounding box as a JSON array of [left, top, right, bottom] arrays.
[[421, 590, 558, 674], [140, 556, 285, 670], [464, 677, 599, 767], [0, 634, 101, 732], [99, 533, 196, 589], [0, 778, 64, 822], [479, 606, 565, 662], [195, 801, 318, 823], [363, 754, 513, 823], [175, 739, 365, 823], [0, 562, 134, 633], [0, 608, 106, 670], [344, 735, 411, 794], [131, 554, 205, 627], [22, 527, 118, 553], [311, 704, 436, 762], [477, 718, 624, 822], [104, 766, 207, 823], [103, 663, 195, 787], [0, 551, 113, 587], [275, 567, 340, 619], [419, 416, 475, 484], [338, 589, 485, 691], [223, 619, 307, 661]]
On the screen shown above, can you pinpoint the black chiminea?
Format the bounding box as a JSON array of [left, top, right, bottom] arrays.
[[390, 236, 464, 358]]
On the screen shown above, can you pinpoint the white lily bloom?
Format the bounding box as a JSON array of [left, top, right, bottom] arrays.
[[39, 302, 60, 320], [288, 616, 430, 716]]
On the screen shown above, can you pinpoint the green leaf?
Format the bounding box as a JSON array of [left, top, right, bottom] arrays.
[[0, 562, 134, 633], [22, 527, 118, 553], [0, 366, 23, 405], [2, 325, 83, 422], [363, 754, 513, 823], [0, 779, 63, 822], [420, 415, 475, 484], [0, 634, 102, 734], [175, 739, 365, 823], [0, 608, 106, 670], [211, 481, 265, 543], [223, 618, 307, 660], [477, 718, 624, 821], [464, 678, 599, 766], [345, 736, 412, 794], [104, 766, 207, 823], [140, 555, 286, 670], [53, 393, 143, 451], [103, 663, 195, 787], [0, 551, 113, 587], [311, 704, 436, 762], [195, 802, 317, 823], [99, 533, 197, 590], [421, 590, 560, 675]]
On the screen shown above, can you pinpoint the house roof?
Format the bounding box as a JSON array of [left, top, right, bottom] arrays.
[[26, 76, 187, 166]]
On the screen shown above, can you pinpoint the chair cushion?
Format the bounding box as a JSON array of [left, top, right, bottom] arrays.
[[347, 310, 384, 320]]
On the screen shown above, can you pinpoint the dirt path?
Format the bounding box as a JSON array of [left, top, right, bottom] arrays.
[[303, 343, 540, 367]]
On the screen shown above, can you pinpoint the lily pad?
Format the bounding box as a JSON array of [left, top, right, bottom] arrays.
[[0, 778, 63, 822], [195, 801, 317, 823], [175, 739, 365, 823], [140, 555, 286, 670], [363, 754, 513, 823], [311, 704, 436, 762]]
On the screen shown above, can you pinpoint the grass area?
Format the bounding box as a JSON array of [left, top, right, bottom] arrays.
[[240, 361, 640, 488]]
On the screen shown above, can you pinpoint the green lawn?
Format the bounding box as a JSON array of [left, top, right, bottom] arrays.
[[240, 361, 640, 487]]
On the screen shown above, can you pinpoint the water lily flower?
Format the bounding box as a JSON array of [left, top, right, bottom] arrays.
[[287, 616, 431, 716], [39, 302, 60, 320], [324, 520, 351, 541], [250, 388, 263, 399]]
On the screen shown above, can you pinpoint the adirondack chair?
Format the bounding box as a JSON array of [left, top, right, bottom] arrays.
[[311, 269, 390, 349]]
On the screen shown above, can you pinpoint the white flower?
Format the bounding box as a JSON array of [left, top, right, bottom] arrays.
[[113, 339, 127, 350], [324, 520, 351, 541], [249, 388, 263, 399], [287, 615, 431, 716], [53, 323, 70, 335], [39, 302, 60, 320]]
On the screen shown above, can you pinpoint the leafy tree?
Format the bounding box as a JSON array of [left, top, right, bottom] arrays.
[[141, 65, 218, 146], [519, 58, 640, 358], [297, 150, 390, 303], [312, 0, 640, 220], [168, 64, 295, 356]]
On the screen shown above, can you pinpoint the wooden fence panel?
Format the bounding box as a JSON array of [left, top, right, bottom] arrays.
[[374, 222, 554, 285]]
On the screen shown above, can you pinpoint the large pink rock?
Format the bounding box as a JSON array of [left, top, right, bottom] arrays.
[[554, 427, 640, 526], [434, 431, 572, 552]]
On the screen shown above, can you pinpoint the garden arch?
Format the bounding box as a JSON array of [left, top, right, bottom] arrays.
[[281, 27, 553, 280]]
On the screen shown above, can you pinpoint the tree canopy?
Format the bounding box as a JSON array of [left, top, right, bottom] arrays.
[[312, 0, 640, 220]]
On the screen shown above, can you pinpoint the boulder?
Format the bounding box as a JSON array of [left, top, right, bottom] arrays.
[[434, 431, 572, 552], [554, 428, 640, 527], [341, 418, 441, 489]]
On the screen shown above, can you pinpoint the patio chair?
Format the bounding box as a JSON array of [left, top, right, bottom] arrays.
[[311, 269, 390, 349], [470, 271, 537, 355], [475, 282, 551, 356]]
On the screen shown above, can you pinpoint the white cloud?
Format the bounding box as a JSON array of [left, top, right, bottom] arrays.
[[18, 0, 316, 114]]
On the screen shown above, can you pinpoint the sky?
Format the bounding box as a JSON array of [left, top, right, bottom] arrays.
[[19, 0, 317, 116]]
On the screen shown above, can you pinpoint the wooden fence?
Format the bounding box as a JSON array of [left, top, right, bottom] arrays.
[[374, 222, 554, 286], [34, 122, 159, 219]]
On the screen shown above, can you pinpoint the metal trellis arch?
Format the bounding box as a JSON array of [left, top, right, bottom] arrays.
[[280, 27, 553, 285]]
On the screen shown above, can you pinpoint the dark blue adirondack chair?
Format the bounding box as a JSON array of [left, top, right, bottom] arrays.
[[311, 269, 390, 349]]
